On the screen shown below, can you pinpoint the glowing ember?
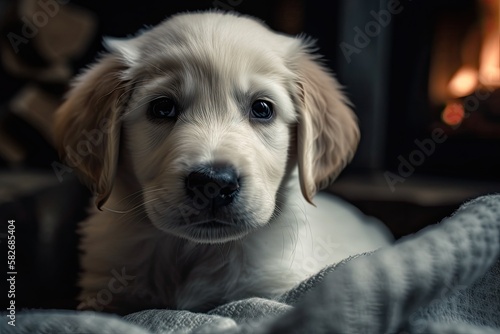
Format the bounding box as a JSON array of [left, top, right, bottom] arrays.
[[448, 67, 479, 97], [442, 102, 465, 126]]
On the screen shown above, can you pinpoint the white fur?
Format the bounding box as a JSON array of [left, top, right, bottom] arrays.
[[54, 12, 389, 314]]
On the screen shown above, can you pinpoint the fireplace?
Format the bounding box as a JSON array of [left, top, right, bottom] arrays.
[[382, 0, 500, 180], [323, 0, 500, 237], [330, 0, 500, 180]]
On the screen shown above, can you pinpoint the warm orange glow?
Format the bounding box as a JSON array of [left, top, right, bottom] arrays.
[[447, 0, 500, 98], [478, 29, 500, 86], [442, 102, 465, 126], [431, 0, 499, 104], [479, 0, 500, 86], [448, 67, 479, 97]]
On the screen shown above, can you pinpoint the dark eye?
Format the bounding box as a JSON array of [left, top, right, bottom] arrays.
[[148, 98, 178, 120], [250, 100, 273, 120]]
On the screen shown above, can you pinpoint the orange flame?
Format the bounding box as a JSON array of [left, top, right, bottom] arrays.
[[479, 0, 500, 86], [448, 67, 479, 97]]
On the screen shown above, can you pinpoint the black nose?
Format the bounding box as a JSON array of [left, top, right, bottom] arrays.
[[186, 164, 240, 209]]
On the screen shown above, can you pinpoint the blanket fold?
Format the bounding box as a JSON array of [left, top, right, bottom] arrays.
[[266, 194, 500, 334], [3, 195, 500, 334]]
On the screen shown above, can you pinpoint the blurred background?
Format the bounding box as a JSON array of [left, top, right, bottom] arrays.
[[1, 0, 499, 310]]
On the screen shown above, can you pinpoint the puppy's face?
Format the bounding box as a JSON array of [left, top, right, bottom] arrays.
[[122, 17, 298, 242], [55, 13, 359, 244]]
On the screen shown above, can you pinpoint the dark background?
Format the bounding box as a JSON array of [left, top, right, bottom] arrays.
[[1, 0, 499, 310]]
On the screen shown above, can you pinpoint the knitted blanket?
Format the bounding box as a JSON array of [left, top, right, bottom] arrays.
[[3, 194, 499, 334]]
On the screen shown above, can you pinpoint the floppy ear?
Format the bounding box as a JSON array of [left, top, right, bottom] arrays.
[[54, 54, 130, 209], [295, 54, 360, 204]]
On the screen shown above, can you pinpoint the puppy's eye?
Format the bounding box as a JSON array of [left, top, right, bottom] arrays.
[[250, 100, 273, 120], [148, 98, 178, 120]]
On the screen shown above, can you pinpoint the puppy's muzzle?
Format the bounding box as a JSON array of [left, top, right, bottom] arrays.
[[186, 163, 240, 209]]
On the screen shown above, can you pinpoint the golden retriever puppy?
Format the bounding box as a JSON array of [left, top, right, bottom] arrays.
[[55, 11, 365, 314]]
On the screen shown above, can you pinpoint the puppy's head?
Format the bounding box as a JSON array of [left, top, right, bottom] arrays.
[[55, 12, 359, 243]]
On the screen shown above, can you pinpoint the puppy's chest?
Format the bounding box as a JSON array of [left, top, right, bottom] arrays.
[[128, 243, 251, 311], [127, 241, 304, 312]]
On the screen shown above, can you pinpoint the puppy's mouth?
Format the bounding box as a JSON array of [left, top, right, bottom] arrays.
[[190, 219, 234, 229], [176, 220, 250, 244], [175, 218, 252, 244]]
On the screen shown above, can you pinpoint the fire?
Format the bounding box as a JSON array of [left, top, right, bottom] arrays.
[[479, 0, 500, 86], [448, 67, 479, 97], [448, 0, 499, 97], [429, 0, 500, 135], [433, 0, 500, 125], [478, 16, 500, 86]]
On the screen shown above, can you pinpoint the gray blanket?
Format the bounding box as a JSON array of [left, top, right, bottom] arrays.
[[3, 195, 500, 334]]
